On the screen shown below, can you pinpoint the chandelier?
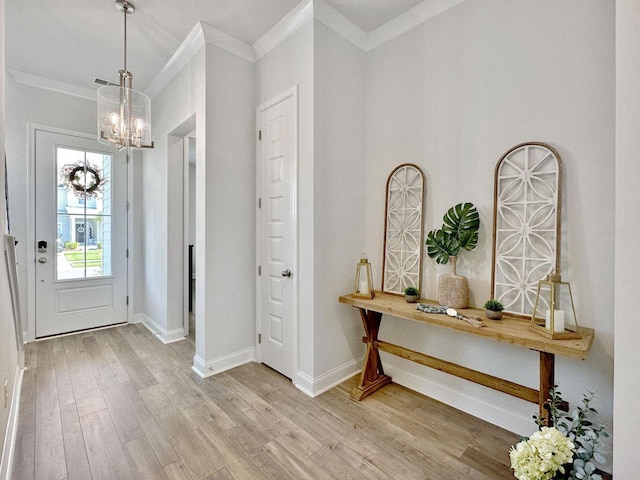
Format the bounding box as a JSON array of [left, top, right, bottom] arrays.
[[97, 0, 153, 150]]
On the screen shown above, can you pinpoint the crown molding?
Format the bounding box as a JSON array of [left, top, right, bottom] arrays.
[[145, 21, 255, 99], [252, 0, 314, 61], [7, 69, 97, 101], [313, 0, 367, 52], [366, 0, 465, 51], [145, 22, 206, 99], [142, 0, 467, 99], [200, 21, 256, 63], [8, 1, 465, 102]]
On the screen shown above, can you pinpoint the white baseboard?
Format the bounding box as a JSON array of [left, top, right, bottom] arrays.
[[140, 314, 186, 344], [294, 357, 362, 398], [384, 364, 534, 436], [1, 365, 25, 480], [191, 347, 256, 379], [130, 313, 144, 325]]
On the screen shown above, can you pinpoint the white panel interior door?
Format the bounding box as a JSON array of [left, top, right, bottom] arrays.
[[258, 89, 297, 379], [35, 130, 128, 337]]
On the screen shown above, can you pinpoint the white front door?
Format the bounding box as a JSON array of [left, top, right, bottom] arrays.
[[35, 130, 128, 338], [258, 88, 298, 379]]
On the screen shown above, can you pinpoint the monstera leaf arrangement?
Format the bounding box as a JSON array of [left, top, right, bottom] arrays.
[[426, 202, 480, 264]]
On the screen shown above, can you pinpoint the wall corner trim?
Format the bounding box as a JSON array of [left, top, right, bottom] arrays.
[[140, 314, 186, 344], [191, 348, 256, 379], [294, 358, 362, 398]]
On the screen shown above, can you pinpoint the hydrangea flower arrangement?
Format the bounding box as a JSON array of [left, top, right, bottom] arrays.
[[510, 427, 574, 480], [510, 386, 608, 480]]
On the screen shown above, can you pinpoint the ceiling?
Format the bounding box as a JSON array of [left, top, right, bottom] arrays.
[[6, 0, 425, 94]]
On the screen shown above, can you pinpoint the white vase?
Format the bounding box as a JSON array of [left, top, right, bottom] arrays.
[[438, 256, 469, 309]]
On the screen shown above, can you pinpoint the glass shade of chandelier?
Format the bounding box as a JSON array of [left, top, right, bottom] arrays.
[[97, 0, 153, 150]]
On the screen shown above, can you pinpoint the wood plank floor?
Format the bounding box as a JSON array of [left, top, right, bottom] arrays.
[[11, 323, 520, 479]]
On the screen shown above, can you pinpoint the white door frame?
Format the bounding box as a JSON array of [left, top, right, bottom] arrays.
[[182, 131, 196, 338], [255, 85, 299, 384], [26, 124, 133, 342]]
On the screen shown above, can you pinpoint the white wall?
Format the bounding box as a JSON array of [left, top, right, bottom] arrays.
[[141, 46, 205, 340], [312, 21, 366, 379], [364, 0, 615, 450], [144, 33, 255, 365], [1, 1, 23, 474], [256, 20, 316, 378], [614, 0, 640, 475], [198, 43, 255, 367]]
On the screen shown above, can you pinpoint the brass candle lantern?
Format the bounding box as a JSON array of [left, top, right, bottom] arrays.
[[353, 254, 375, 299], [529, 273, 581, 340]]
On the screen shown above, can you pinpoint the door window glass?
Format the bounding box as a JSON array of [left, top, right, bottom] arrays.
[[56, 147, 112, 280]]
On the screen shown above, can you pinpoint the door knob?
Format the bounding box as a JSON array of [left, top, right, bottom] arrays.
[[281, 269, 292, 277], [38, 257, 47, 264]]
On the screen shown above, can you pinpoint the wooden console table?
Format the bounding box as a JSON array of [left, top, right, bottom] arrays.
[[339, 292, 594, 425]]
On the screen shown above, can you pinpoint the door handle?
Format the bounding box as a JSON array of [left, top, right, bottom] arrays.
[[281, 269, 292, 278], [38, 257, 47, 264]]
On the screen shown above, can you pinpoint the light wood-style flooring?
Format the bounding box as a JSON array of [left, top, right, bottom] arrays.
[[11, 322, 520, 479]]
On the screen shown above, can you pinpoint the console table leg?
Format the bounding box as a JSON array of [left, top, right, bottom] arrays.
[[351, 308, 392, 400], [539, 352, 555, 426]]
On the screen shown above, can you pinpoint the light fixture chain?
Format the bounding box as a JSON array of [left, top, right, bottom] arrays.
[[123, 2, 127, 72]]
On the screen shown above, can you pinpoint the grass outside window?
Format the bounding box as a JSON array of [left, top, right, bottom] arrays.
[[63, 250, 102, 268]]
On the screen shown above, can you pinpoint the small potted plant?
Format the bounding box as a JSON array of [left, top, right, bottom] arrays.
[[484, 299, 504, 320], [404, 287, 419, 303]]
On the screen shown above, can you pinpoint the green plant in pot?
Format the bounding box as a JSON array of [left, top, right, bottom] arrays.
[[426, 202, 479, 308], [484, 299, 504, 320], [404, 286, 419, 303]]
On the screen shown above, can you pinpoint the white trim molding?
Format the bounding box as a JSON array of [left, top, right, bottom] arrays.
[[143, 0, 466, 98], [313, 0, 367, 52], [140, 314, 186, 344], [191, 348, 256, 379], [7, 69, 97, 101], [252, 0, 314, 60], [384, 364, 534, 437], [145, 22, 206, 99], [201, 22, 256, 63], [294, 357, 362, 398], [0, 366, 25, 480], [10, 1, 466, 103], [145, 20, 256, 99], [366, 0, 465, 51]]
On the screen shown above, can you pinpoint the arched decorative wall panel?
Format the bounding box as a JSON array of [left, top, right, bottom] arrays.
[[491, 143, 562, 316], [382, 164, 425, 295]]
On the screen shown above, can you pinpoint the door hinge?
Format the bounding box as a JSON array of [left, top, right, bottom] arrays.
[[258, 198, 261, 209], [126, 248, 129, 258], [126, 201, 130, 211], [258, 130, 262, 141], [126, 296, 129, 306], [258, 265, 261, 276], [258, 333, 262, 344]]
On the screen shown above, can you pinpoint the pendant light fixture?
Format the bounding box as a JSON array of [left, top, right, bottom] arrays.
[[97, 0, 153, 150]]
